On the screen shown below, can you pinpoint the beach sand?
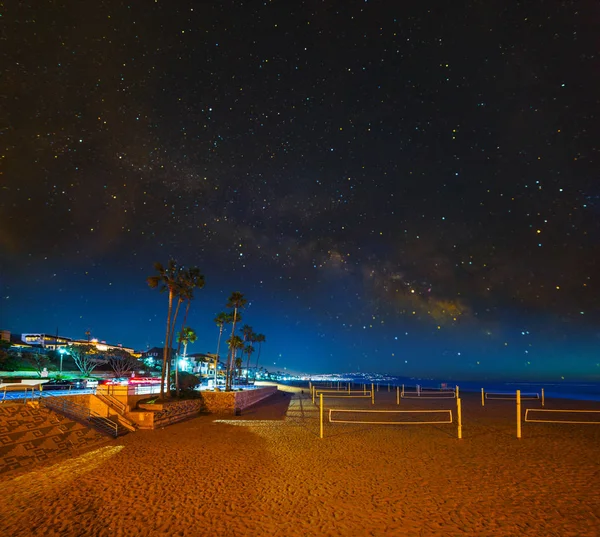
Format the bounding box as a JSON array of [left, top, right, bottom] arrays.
[[1, 385, 599, 536]]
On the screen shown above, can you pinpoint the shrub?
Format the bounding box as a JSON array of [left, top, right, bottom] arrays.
[[176, 371, 199, 391]]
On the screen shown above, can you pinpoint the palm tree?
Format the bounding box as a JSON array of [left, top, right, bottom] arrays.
[[147, 259, 183, 399], [213, 312, 232, 387], [173, 267, 204, 395], [243, 344, 255, 384], [226, 335, 244, 387], [225, 292, 247, 390], [177, 327, 197, 358], [235, 357, 243, 381], [253, 333, 266, 380], [240, 324, 253, 382]]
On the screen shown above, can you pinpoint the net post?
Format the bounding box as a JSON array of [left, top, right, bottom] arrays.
[[516, 390, 522, 439], [455, 385, 459, 398], [371, 383, 375, 405], [319, 393, 323, 439], [541, 388, 545, 407], [348, 383, 351, 394], [309, 381, 312, 392], [396, 386, 400, 405], [481, 388, 485, 407], [363, 384, 366, 395], [312, 386, 315, 405], [401, 384, 405, 397], [457, 397, 463, 439]]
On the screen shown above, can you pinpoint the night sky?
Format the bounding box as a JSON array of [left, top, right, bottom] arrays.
[[2, 1, 599, 381]]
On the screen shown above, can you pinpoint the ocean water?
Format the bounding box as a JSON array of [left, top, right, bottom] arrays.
[[297, 377, 600, 403]]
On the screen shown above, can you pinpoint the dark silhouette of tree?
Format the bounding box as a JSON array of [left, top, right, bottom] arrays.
[[177, 326, 197, 358], [253, 333, 266, 380], [173, 267, 204, 396], [226, 335, 244, 387], [225, 292, 247, 390], [147, 259, 183, 399], [106, 348, 141, 378], [213, 312, 232, 386], [69, 345, 105, 377], [243, 344, 255, 384], [23, 351, 52, 377]]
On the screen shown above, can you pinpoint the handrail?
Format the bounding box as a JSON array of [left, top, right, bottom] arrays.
[[92, 394, 137, 432], [1, 384, 36, 403], [40, 395, 119, 437], [95, 392, 127, 413]]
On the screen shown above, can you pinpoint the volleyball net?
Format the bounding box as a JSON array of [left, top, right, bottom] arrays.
[[486, 392, 539, 400], [402, 391, 456, 399], [328, 408, 453, 425], [316, 391, 372, 398], [525, 408, 600, 425]]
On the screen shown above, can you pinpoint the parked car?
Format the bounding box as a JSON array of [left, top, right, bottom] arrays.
[[42, 379, 86, 390], [82, 378, 99, 388]]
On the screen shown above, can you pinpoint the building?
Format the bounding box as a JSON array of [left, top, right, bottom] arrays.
[[71, 339, 135, 355], [187, 353, 217, 376], [19, 333, 73, 350], [14, 333, 134, 354]]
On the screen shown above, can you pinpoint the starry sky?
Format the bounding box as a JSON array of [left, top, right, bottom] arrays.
[[2, 1, 599, 381]]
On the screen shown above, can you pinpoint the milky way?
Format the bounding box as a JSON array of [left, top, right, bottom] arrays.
[[2, 1, 599, 380]]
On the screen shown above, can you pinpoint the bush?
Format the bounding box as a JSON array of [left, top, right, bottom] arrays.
[[176, 371, 199, 391]]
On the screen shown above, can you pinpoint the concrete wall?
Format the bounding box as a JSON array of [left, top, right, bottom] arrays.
[[129, 399, 206, 429], [201, 386, 278, 415]]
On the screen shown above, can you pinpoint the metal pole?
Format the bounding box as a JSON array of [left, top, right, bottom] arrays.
[[516, 390, 522, 439], [371, 383, 374, 405], [456, 385, 459, 398], [396, 386, 400, 405], [541, 388, 545, 407], [457, 397, 462, 439], [481, 388, 485, 406], [319, 393, 323, 439]]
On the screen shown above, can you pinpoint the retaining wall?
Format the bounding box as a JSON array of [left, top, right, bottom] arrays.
[[129, 399, 206, 429], [201, 386, 278, 414]]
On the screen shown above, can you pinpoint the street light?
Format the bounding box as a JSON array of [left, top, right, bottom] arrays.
[[59, 348, 66, 373]]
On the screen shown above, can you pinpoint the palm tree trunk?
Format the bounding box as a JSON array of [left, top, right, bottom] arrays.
[[160, 290, 174, 399], [254, 343, 262, 380], [167, 298, 182, 398], [215, 327, 223, 387], [174, 300, 191, 397], [226, 309, 238, 390], [245, 352, 251, 383]]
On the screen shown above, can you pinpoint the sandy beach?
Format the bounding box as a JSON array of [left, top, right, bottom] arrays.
[[1, 385, 599, 537]]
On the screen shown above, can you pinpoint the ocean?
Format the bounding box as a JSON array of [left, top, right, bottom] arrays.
[[295, 376, 600, 403]]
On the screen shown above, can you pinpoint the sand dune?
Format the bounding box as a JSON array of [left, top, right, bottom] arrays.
[[1, 386, 599, 536]]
